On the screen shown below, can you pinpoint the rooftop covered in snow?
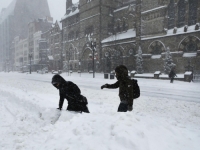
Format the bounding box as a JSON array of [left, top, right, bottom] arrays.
[[61, 2, 79, 21], [142, 24, 200, 40], [102, 29, 136, 44]]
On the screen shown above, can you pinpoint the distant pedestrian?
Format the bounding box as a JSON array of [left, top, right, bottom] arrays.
[[101, 65, 139, 112], [169, 68, 177, 83], [52, 74, 89, 113]]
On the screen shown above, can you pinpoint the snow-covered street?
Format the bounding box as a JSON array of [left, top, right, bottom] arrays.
[[0, 72, 200, 150]]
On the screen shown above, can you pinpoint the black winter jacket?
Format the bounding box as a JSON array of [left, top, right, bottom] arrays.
[[52, 74, 81, 109], [106, 76, 134, 106]]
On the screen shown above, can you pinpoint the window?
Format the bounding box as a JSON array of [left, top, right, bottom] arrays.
[[179, 36, 199, 52], [149, 41, 165, 55], [188, 0, 198, 26], [122, 19, 128, 31], [64, 34, 67, 41], [168, 0, 175, 29], [107, 23, 114, 35], [68, 31, 74, 41], [87, 0, 92, 3], [85, 26, 94, 37], [76, 15, 79, 23], [76, 30, 79, 39], [177, 0, 186, 27]]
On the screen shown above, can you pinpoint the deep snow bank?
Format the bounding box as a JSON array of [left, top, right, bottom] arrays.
[[0, 72, 200, 150]]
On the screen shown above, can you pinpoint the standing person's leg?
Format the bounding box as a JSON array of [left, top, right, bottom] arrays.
[[118, 101, 128, 112], [128, 100, 134, 111]]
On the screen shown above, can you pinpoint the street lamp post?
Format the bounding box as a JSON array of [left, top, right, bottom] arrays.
[[79, 61, 81, 77], [68, 49, 71, 76], [29, 53, 33, 74], [90, 38, 96, 78]]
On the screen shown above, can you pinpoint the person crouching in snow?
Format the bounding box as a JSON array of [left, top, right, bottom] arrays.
[[52, 74, 89, 113], [101, 65, 134, 112]]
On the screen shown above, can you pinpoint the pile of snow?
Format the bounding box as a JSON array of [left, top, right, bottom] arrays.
[[0, 72, 200, 150], [183, 53, 197, 57]]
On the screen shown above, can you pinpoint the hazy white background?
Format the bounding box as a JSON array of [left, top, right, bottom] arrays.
[[0, 0, 79, 22]]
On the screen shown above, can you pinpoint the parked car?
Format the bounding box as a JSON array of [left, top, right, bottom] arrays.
[[52, 70, 62, 74]]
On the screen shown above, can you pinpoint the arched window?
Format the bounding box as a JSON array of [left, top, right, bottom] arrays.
[[168, 0, 175, 29], [179, 36, 200, 52], [177, 0, 186, 27], [149, 41, 165, 55], [68, 31, 74, 41], [188, 0, 198, 26]]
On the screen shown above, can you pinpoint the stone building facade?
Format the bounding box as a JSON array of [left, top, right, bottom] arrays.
[[61, 0, 122, 72], [28, 18, 52, 71], [13, 37, 28, 71], [102, 0, 200, 73], [41, 21, 62, 71], [61, 0, 200, 73], [140, 0, 200, 73]]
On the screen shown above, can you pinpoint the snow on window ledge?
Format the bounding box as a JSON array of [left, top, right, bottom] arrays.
[[182, 53, 196, 57], [151, 55, 161, 59], [131, 70, 137, 74], [184, 71, 192, 75], [154, 71, 161, 75]]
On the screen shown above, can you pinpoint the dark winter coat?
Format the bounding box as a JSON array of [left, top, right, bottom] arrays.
[[52, 74, 82, 109], [105, 65, 134, 106], [106, 76, 134, 106], [169, 70, 177, 78]]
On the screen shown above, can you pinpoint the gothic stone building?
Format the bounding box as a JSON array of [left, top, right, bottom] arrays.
[[61, 0, 200, 73]]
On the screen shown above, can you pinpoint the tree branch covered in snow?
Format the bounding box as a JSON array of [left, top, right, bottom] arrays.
[[136, 46, 144, 74], [163, 47, 176, 74]]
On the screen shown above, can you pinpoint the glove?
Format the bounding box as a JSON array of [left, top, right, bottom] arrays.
[[57, 107, 62, 110], [128, 105, 133, 111], [101, 84, 108, 89]]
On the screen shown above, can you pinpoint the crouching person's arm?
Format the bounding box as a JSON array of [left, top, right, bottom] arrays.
[[101, 81, 119, 89], [57, 95, 65, 110]]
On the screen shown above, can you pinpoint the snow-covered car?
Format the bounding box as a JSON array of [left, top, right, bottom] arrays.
[[37, 67, 48, 74], [52, 70, 62, 74]]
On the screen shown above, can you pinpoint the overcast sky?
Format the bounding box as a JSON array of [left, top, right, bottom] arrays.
[[0, 0, 79, 22]]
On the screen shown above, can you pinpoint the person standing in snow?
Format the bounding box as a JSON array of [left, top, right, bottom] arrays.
[[52, 74, 89, 113], [169, 68, 177, 83], [101, 65, 134, 112]]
